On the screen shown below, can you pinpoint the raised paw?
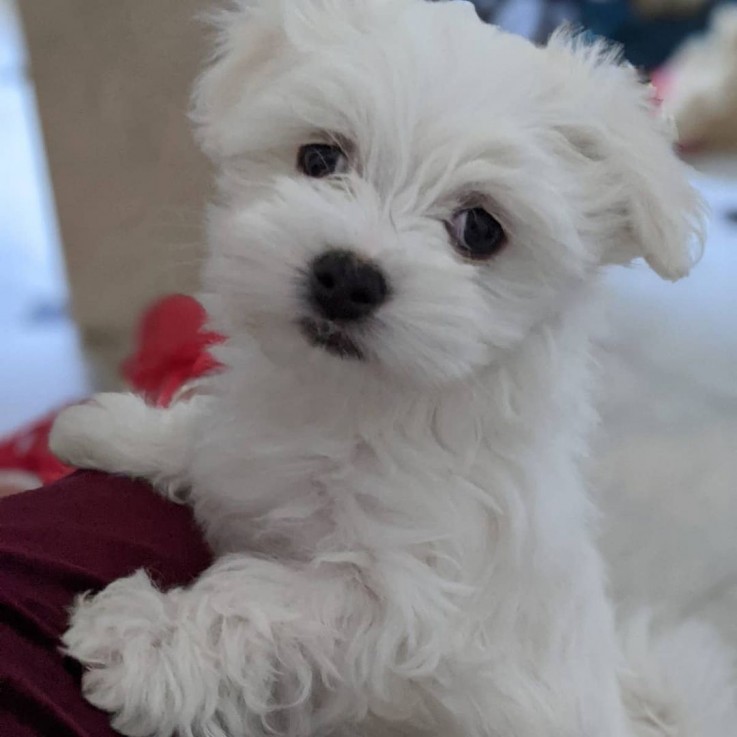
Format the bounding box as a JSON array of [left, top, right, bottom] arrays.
[[49, 393, 151, 472]]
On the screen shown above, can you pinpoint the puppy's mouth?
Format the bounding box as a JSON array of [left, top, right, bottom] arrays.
[[299, 317, 365, 360]]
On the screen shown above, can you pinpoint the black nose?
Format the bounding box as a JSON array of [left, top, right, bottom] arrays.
[[309, 250, 389, 322]]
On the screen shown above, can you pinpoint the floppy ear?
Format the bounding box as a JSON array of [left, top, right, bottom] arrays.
[[192, 0, 410, 160], [546, 29, 707, 281], [191, 0, 287, 159]]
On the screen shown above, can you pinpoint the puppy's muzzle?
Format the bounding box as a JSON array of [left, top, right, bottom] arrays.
[[308, 250, 388, 322]]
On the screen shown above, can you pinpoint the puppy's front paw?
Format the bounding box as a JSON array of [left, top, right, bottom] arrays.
[[62, 571, 182, 737], [49, 393, 146, 471]]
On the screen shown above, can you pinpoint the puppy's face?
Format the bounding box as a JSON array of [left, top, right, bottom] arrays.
[[196, 0, 703, 385]]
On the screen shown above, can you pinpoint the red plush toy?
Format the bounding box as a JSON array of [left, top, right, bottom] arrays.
[[0, 295, 222, 494]]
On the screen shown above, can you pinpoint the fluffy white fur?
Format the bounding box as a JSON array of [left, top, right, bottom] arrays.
[[50, 1, 736, 735]]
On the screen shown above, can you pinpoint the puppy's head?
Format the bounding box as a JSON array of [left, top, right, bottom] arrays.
[[195, 0, 704, 385]]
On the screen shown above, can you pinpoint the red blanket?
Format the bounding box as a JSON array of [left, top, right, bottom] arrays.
[[0, 294, 222, 488], [0, 471, 212, 736]]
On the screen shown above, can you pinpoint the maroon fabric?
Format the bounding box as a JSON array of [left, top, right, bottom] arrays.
[[0, 471, 212, 736]]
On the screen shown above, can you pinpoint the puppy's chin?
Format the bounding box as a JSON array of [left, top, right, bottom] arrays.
[[238, 320, 363, 373], [299, 318, 365, 361], [240, 323, 488, 394]]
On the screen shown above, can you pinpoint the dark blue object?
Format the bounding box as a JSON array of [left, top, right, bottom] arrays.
[[470, 0, 736, 70], [580, 0, 721, 69]]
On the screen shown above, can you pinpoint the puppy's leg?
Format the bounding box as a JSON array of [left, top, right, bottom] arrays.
[[427, 650, 634, 737], [67, 554, 635, 737], [50, 393, 206, 500], [62, 557, 370, 737]]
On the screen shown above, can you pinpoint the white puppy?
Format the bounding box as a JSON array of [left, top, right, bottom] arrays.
[[51, 1, 736, 736]]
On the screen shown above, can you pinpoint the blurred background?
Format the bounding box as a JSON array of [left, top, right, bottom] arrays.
[[0, 0, 735, 642]]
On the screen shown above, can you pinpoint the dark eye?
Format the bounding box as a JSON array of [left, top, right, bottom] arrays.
[[449, 207, 506, 260], [297, 144, 348, 178]]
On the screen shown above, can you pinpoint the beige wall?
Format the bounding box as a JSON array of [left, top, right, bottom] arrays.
[[20, 1, 211, 383]]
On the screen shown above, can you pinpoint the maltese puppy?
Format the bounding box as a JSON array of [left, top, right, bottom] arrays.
[[51, 1, 736, 736]]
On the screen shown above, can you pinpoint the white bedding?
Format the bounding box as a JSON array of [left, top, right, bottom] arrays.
[[595, 167, 737, 645]]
